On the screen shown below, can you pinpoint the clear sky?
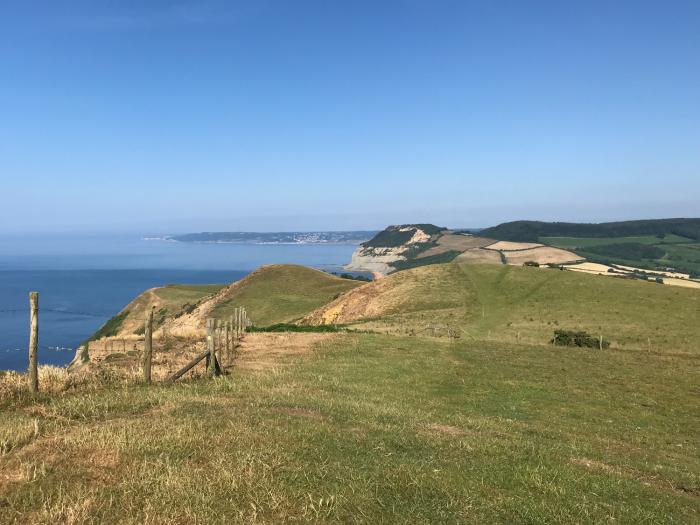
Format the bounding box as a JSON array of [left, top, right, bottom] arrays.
[[1, 1, 698, 233]]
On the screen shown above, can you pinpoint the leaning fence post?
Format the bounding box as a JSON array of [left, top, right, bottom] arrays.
[[28, 291, 39, 393], [599, 335, 603, 350], [143, 307, 154, 383]]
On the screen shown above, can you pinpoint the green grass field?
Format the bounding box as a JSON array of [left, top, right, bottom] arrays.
[[540, 234, 693, 248], [2, 263, 698, 523], [317, 263, 700, 354], [211, 265, 363, 325], [1, 333, 698, 523]]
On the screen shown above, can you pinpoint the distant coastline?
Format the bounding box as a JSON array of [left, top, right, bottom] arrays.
[[161, 231, 378, 245]]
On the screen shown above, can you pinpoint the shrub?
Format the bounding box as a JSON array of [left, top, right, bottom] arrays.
[[90, 310, 129, 341], [333, 272, 372, 282], [552, 330, 609, 349]]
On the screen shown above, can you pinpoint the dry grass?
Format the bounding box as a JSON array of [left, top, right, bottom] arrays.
[[417, 233, 495, 259], [0, 366, 128, 402], [455, 247, 503, 264], [504, 246, 580, 265], [485, 240, 544, 251], [235, 332, 336, 372]]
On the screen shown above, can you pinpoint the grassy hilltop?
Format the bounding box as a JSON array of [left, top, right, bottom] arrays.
[[305, 262, 700, 353], [1, 263, 699, 523], [88, 265, 363, 342]]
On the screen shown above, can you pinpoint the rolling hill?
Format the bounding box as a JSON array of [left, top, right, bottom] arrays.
[[87, 265, 364, 343], [345, 224, 581, 274], [345, 220, 700, 280], [3, 261, 699, 523], [480, 218, 700, 243], [305, 262, 700, 353]]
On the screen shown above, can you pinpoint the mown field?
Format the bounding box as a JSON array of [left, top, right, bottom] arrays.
[[1, 333, 698, 524]]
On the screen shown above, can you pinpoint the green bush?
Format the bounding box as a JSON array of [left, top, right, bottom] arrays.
[[552, 330, 609, 349], [90, 310, 129, 341]]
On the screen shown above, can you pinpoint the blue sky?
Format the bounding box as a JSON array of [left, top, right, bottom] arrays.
[[1, 1, 698, 233]]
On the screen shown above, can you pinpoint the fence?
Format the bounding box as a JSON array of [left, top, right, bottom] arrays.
[[23, 291, 251, 393]]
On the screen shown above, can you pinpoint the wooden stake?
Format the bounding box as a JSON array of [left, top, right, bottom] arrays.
[[28, 292, 39, 393], [206, 318, 219, 377], [143, 307, 154, 384], [599, 335, 603, 350], [232, 317, 236, 343], [166, 350, 211, 383]]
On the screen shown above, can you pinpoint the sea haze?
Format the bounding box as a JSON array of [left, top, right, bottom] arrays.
[[0, 233, 358, 371]]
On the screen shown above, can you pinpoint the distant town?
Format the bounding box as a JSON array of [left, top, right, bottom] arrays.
[[162, 231, 378, 245]]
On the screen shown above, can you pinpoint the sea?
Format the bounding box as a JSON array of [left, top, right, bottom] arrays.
[[0, 233, 359, 371]]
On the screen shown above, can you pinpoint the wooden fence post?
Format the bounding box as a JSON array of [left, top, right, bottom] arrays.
[[28, 292, 39, 393], [206, 318, 219, 377], [599, 335, 603, 350], [143, 307, 154, 383], [228, 316, 236, 355]]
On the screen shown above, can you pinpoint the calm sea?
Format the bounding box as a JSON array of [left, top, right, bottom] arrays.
[[0, 234, 358, 371]]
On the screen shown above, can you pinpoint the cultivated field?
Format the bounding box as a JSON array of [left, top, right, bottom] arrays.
[[541, 234, 700, 275]]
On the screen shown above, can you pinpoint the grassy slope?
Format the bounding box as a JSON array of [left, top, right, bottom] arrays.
[[91, 283, 226, 338], [308, 263, 700, 353], [89, 266, 361, 339], [1, 334, 698, 523], [211, 265, 363, 326]]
